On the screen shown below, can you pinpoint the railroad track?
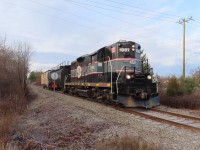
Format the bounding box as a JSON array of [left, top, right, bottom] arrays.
[[150, 108, 200, 122], [51, 89, 200, 132], [115, 107, 200, 132]]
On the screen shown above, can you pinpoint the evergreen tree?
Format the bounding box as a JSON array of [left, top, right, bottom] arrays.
[[28, 71, 36, 82], [141, 53, 151, 73]]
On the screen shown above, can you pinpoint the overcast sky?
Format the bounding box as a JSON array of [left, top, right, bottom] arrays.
[[0, 0, 200, 76]]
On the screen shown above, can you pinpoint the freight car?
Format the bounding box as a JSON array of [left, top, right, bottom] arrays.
[[48, 62, 71, 90], [41, 70, 50, 89], [64, 40, 159, 108]]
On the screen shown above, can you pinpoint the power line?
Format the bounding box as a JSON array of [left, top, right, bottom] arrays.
[[29, 0, 143, 34], [193, 20, 200, 24], [65, 0, 181, 41], [1, 0, 182, 45], [0, 0, 146, 39], [188, 21, 200, 28], [103, 0, 182, 19], [188, 25, 200, 31], [99, 1, 200, 33], [82, 0, 179, 20], [0, 0, 119, 35], [25, 0, 181, 41], [67, 0, 177, 23], [2, 0, 171, 45]]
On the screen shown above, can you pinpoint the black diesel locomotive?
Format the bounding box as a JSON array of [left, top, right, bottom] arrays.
[[62, 40, 159, 108]]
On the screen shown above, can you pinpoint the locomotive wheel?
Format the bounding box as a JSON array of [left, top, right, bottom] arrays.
[[94, 88, 103, 102], [63, 86, 68, 93], [69, 87, 74, 95], [87, 89, 95, 99]]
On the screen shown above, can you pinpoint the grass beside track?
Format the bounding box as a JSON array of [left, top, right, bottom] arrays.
[[95, 135, 166, 150], [160, 94, 200, 109], [0, 87, 36, 148]]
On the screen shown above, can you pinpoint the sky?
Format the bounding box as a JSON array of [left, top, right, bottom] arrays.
[[0, 0, 200, 77]]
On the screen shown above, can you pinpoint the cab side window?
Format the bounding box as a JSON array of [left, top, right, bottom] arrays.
[[97, 49, 104, 62], [105, 48, 112, 61]]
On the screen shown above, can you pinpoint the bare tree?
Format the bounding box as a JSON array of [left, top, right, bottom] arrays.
[[14, 42, 32, 95], [0, 39, 15, 97], [0, 38, 33, 98]]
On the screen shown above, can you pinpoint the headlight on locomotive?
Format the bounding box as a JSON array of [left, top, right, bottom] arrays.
[[147, 75, 152, 80], [132, 45, 135, 51], [126, 74, 131, 79]]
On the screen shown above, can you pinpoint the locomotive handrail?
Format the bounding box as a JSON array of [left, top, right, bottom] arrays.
[[107, 56, 113, 97], [116, 66, 125, 94], [154, 75, 159, 93]]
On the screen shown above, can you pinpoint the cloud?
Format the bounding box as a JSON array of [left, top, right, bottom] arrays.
[[1, 0, 199, 76], [30, 61, 57, 72]]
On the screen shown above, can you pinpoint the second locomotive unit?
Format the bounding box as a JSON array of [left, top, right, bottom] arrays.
[[64, 40, 159, 108]]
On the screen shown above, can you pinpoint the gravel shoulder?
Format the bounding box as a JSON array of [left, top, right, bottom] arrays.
[[6, 85, 200, 150]]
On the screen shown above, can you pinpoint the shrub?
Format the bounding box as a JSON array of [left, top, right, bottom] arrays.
[[166, 76, 196, 97], [160, 75, 200, 109], [28, 71, 42, 85], [166, 76, 185, 96], [182, 77, 196, 95]]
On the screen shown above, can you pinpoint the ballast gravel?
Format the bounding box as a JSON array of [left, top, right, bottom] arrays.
[[6, 85, 200, 150]]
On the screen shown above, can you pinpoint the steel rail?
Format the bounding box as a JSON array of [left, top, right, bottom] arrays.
[[115, 107, 200, 132], [151, 108, 200, 122]]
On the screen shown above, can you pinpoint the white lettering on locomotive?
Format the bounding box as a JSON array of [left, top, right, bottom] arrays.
[[76, 66, 82, 78], [90, 65, 95, 71], [98, 62, 102, 67], [130, 60, 135, 64], [119, 48, 130, 52]]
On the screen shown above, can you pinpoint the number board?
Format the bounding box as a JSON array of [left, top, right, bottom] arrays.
[[119, 48, 130, 52]]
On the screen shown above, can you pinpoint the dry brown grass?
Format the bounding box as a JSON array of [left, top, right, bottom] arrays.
[[0, 90, 37, 148], [0, 115, 17, 147], [160, 93, 200, 109], [0, 96, 25, 148], [95, 135, 167, 150]]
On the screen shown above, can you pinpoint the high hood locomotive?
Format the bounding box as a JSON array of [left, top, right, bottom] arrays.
[[63, 40, 159, 108]]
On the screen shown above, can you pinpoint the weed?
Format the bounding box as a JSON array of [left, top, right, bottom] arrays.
[[95, 135, 167, 150]]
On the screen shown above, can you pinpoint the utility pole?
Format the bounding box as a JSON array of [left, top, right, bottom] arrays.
[[177, 17, 194, 78]]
